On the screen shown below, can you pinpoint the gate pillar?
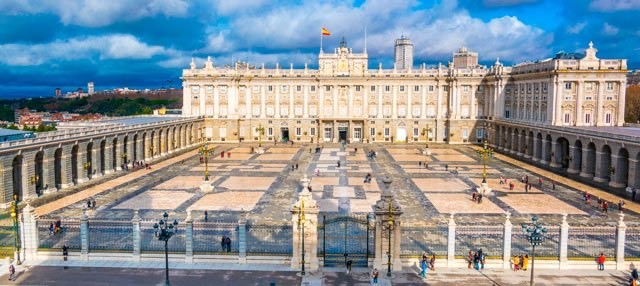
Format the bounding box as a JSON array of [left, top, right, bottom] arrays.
[[373, 177, 403, 274], [291, 175, 319, 272]]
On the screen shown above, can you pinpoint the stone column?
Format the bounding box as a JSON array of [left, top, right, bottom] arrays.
[[115, 142, 123, 171], [80, 210, 89, 260], [238, 214, 247, 264], [373, 177, 403, 272], [549, 142, 561, 168], [610, 155, 626, 188], [559, 214, 569, 269], [185, 209, 193, 263], [615, 213, 626, 270], [594, 151, 610, 183], [42, 149, 56, 193], [540, 139, 549, 165], [144, 135, 152, 161], [510, 132, 518, 154], [567, 146, 580, 174], [447, 214, 456, 268], [76, 142, 89, 183], [532, 136, 540, 162], [629, 158, 639, 189], [576, 81, 583, 126], [132, 210, 141, 262], [21, 152, 34, 200], [126, 137, 135, 165], [616, 80, 626, 126], [21, 203, 38, 261], [60, 145, 73, 188], [502, 212, 512, 269], [103, 144, 113, 174], [91, 144, 100, 179], [291, 175, 319, 272], [580, 148, 595, 179]]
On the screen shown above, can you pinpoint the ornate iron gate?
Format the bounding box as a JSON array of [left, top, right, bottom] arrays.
[[320, 213, 373, 267]]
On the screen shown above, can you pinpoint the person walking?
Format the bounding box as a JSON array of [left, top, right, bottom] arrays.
[[597, 253, 606, 270], [523, 254, 529, 271], [225, 236, 231, 252], [473, 252, 480, 270], [467, 251, 473, 269], [346, 259, 353, 274], [8, 263, 15, 281], [221, 235, 226, 251], [429, 254, 436, 271], [513, 255, 520, 271], [204, 210, 208, 222], [62, 245, 69, 261], [420, 257, 428, 278], [372, 268, 379, 285]]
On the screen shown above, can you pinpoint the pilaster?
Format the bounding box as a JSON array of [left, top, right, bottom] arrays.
[[447, 214, 456, 268], [20, 203, 38, 261], [185, 210, 193, 263], [559, 214, 569, 269], [290, 175, 319, 272], [502, 212, 512, 269], [567, 146, 580, 174], [132, 210, 141, 262], [80, 210, 89, 260], [238, 214, 247, 264], [616, 213, 626, 270]]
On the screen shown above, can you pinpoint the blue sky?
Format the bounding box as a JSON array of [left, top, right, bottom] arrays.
[[1, 0, 639, 98]]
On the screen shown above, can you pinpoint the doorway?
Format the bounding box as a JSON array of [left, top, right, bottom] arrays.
[[338, 127, 347, 142], [324, 127, 333, 142], [353, 127, 361, 142], [281, 127, 289, 142]]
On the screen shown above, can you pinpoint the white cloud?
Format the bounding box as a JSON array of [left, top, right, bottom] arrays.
[[602, 22, 620, 35], [590, 0, 640, 11], [567, 22, 587, 34], [0, 0, 189, 27], [208, 0, 271, 16], [483, 0, 538, 7], [0, 34, 172, 66]]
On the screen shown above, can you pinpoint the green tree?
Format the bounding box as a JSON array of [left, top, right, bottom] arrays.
[[625, 85, 640, 124]]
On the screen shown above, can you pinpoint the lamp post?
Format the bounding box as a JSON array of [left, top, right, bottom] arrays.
[[422, 125, 430, 148], [521, 216, 547, 286], [11, 194, 21, 265], [475, 139, 494, 184], [299, 199, 306, 275], [199, 143, 214, 181], [153, 212, 179, 286], [29, 175, 39, 186], [383, 199, 395, 277], [83, 162, 91, 179]]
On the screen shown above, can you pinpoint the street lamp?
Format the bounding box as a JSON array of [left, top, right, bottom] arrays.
[[153, 212, 179, 286], [299, 199, 306, 275], [28, 175, 39, 186], [257, 124, 265, 147], [199, 143, 214, 181], [11, 194, 21, 265], [382, 199, 396, 277], [521, 216, 547, 286], [422, 124, 430, 149], [84, 162, 92, 179], [476, 139, 494, 184]]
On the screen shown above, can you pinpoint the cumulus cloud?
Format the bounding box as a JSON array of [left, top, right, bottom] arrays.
[[602, 22, 620, 35], [567, 22, 587, 34], [0, 0, 189, 27], [208, 0, 271, 16], [590, 0, 640, 11], [0, 34, 172, 66], [483, 0, 539, 7]]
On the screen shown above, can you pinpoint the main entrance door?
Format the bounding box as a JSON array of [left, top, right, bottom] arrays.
[[338, 127, 348, 142], [320, 214, 373, 267], [281, 127, 289, 142]]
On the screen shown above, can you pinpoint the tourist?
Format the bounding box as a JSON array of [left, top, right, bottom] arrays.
[[525, 175, 529, 184], [54, 219, 62, 234], [479, 249, 486, 270], [445, 164, 448, 171], [315, 168, 320, 176], [49, 223, 54, 235], [420, 257, 428, 278], [221, 235, 226, 251], [371, 268, 379, 285], [513, 255, 520, 271], [603, 201, 609, 213], [552, 180, 556, 190], [597, 253, 606, 270], [204, 211, 208, 222], [227, 152, 231, 158], [473, 252, 480, 270], [538, 177, 543, 187], [525, 184, 529, 192], [295, 163, 299, 170], [225, 236, 231, 252], [518, 255, 524, 271], [91, 198, 96, 210], [87, 199, 91, 209], [62, 244, 68, 261], [337, 161, 341, 168], [419, 161, 422, 166], [523, 254, 529, 271], [422, 251, 428, 261], [467, 251, 473, 269], [477, 194, 483, 204], [429, 254, 436, 271], [632, 268, 638, 281], [509, 182, 514, 190], [619, 200, 625, 212], [472, 192, 477, 202], [346, 259, 353, 274], [8, 263, 15, 281], [307, 185, 312, 192], [499, 177, 505, 184]]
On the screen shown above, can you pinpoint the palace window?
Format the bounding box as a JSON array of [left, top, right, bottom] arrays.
[[296, 86, 301, 92], [585, 113, 591, 124], [371, 86, 376, 92], [370, 127, 376, 136], [443, 86, 449, 91], [282, 85, 288, 92], [564, 113, 570, 124], [311, 86, 316, 92], [385, 86, 390, 92], [206, 86, 213, 93], [326, 86, 331, 91], [605, 113, 612, 124], [268, 127, 273, 136], [296, 128, 301, 136], [565, 82, 572, 89], [414, 86, 420, 92], [356, 86, 361, 92], [384, 128, 390, 137], [399, 86, 405, 92], [463, 85, 469, 92], [268, 85, 273, 92], [429, 86, 434, 92], [413, 128, 419, 137], [607, 82, 614, 90], [310, 128, 316, 136]]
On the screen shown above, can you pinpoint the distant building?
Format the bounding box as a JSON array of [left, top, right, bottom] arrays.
[[393, 35, 413, 70], [18, 113, 43, 126], [452, 46, 479, 68], [88, 82, 95, 95], [628, 70, 640, 86], [55, 88, 62, 97]]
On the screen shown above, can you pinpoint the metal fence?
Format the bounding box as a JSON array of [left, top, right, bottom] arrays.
[[511, 225, 560, 260], [140, 221, 186, 254], [401, 225, 448, 258], [192, 221, 239, 254], [567, 226, 616, 260], [245, 223, 292, 255], [0, 225, 16, 258], [625, 227, 640, 261], [88, 220, 133, 252], [37, 218, 81, 250], [455, 225, 503, 258]]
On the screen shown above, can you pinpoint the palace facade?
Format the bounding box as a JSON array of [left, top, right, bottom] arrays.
[[181, 39, 627, 144]]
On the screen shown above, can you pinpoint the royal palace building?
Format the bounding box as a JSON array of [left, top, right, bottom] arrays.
[[181, 39, 627, 145]]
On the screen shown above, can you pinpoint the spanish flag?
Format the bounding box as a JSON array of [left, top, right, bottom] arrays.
[[321, 27, 331, 36]]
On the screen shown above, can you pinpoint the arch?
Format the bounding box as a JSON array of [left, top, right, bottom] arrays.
[[71, 145, 79, 185], [133, 134, 139, 162], [584, 142, 597, 177], [535, 133, 543, 160], [54, 148, 62, 189], [100, 140, 106, 175], [599, 145, 612, 182], [506, 127, 512, 150], [164, 128, 170, 154], [544, 134, 552, 163], [12, 155, 23, 201], [86, 142, 94, 179], [527, 131, 534, 157], [123, 135, 129, 164], [520, 129, 526, 154], [150, 131, 156, 158], [112, 138, 118, 171], [555, 137, 570, 168], [34, 151, 44, 196], [572, 139, 583, 172], [513, 128, 519, 153], [613, 148, 629, 187]]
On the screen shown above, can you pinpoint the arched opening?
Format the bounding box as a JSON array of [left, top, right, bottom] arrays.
[[86, 142, 93, 179], [513, 128, 519, 152], [535, 133, 543, 160], [12, 155, 23, 201], [133, 134, 139, 162], [71, 145, 79, 185], [613, 148, 629, 187], [544, 135, 552, 163], [112, 138, 118, 170], [572, 140, 583, 172], [157, 130, 163, 155], [34, 151, 44, 196], [54, 148, 62, 189], [584, 143, 596, 177], [172, 127, 177, 151], [164, 129, 170, 153], [555, 137, 570, 168], [100, 140, 106, 175], [150, 131, 155, 158], [520, 130, 526, 154], [527, 131, 534, 157], [599, 145, 612, 182], [123, 136, 129, 166], [506, 127, 512, 150]]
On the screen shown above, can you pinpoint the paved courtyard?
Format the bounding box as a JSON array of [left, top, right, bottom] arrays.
[[34, 142, 640, 228]]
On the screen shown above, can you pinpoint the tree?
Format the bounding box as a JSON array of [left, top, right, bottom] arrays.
[[626, 85, 640, 124]]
